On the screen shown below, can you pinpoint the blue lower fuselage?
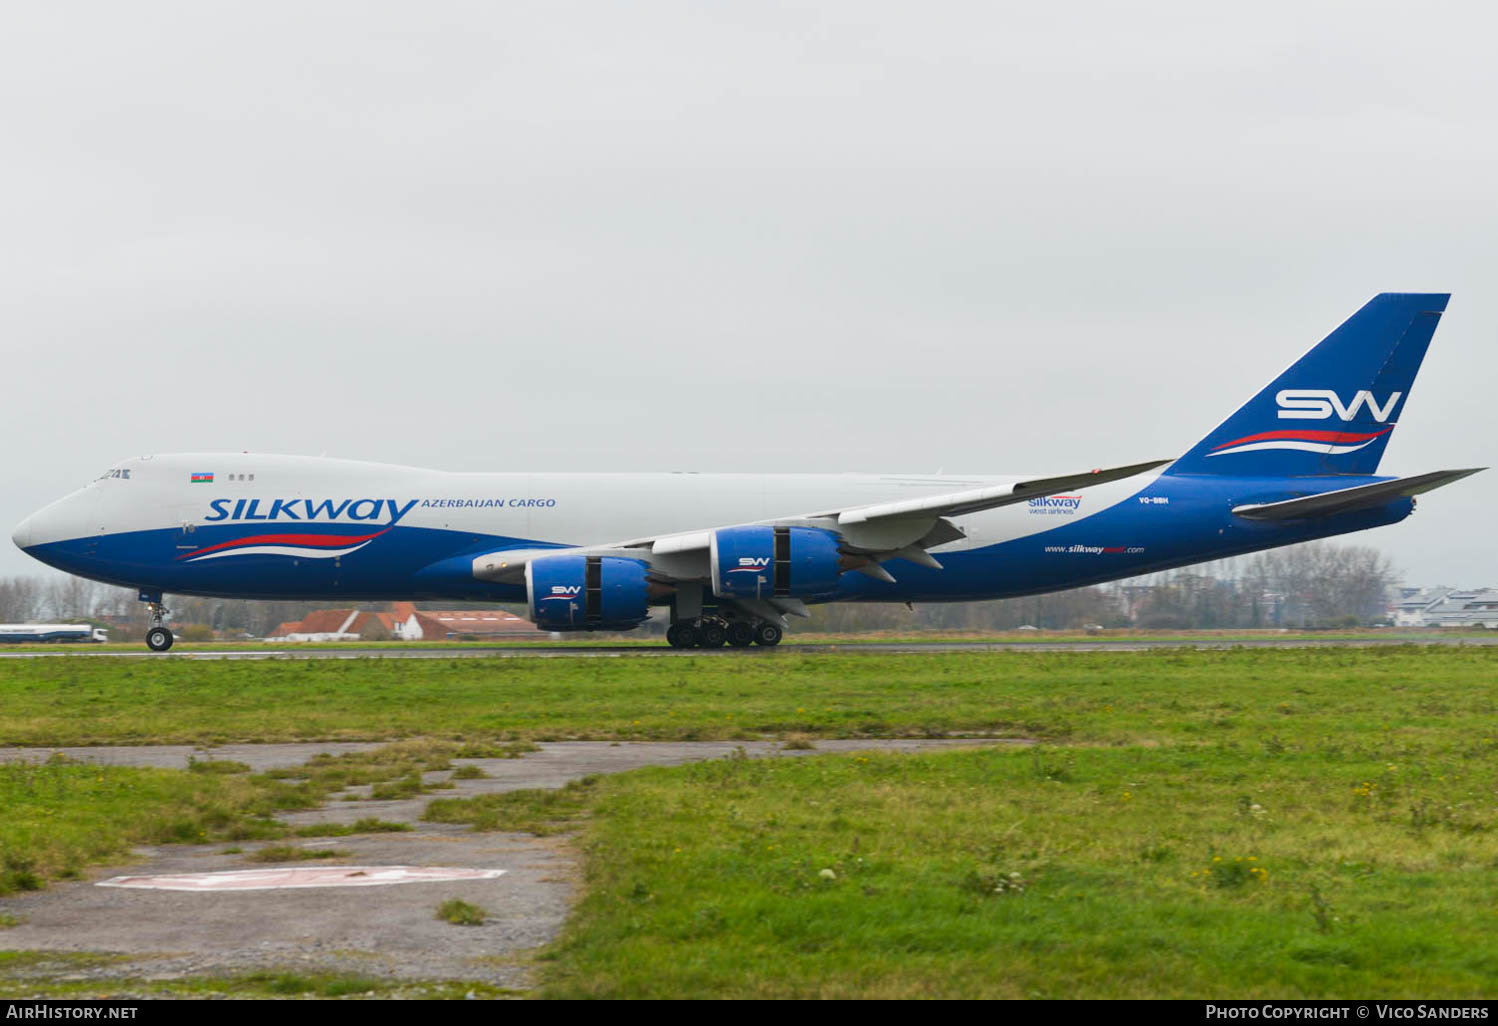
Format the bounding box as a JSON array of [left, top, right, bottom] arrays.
[[19, 472, 1410, 606]]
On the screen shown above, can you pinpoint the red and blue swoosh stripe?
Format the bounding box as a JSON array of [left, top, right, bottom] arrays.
[[1206, 427, 1393, 458], [176, 529, 390, 562]]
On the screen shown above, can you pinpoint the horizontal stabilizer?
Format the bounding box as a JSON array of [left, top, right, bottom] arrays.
[[1231, 469, 1483, 521]]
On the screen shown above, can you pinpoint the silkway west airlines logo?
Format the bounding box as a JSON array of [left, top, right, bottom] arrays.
[[1208, 390, 1401, 458], [177, 498, 417, 563], [729, 557, 771, 574]]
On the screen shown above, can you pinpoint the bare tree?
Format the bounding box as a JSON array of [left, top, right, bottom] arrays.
[[0, 576, 47, 622]]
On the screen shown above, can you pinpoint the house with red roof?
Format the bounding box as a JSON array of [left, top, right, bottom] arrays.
[[266, 602, 537, 641]]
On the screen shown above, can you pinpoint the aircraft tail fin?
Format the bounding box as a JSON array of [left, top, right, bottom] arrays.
[[1166, 293, 1449, 477]]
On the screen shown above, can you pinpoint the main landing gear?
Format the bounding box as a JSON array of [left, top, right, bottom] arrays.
[[666, 617, 782, 649], [140, 593, 175, 652]]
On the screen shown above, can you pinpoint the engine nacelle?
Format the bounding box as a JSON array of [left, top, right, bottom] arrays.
[[710, 526, 843, 600], [525, 554, 651, 631]]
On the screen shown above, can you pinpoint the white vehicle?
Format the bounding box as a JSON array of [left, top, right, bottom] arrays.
[[0, 624, 109, 644]]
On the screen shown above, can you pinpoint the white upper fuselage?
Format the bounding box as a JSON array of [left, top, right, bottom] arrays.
[[15, 452, 1074, 554]]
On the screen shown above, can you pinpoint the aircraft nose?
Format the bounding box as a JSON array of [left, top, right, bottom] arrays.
[[12, 489, 92, 554], [11, 511, 38, 551]]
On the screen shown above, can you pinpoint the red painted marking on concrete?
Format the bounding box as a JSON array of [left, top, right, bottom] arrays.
[[96, 866, 506, 891]]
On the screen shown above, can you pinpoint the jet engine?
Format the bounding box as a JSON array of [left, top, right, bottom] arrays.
[[710, 526, 843, 600], [525, 554, 651, 631]]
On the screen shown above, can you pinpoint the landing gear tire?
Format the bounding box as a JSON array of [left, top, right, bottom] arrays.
[[698, 621, 727, 648], [145, 627, 174, 652], [666, 624, 697, 649], [753, 622, 783, 647], [726, 621, 755, 648]]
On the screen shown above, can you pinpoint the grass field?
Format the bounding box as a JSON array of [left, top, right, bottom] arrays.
[[2, 645, 1496, 748], [505, 737, 1498, 998], [0, 758, 286, 895], [2, 646, 1497, 997]]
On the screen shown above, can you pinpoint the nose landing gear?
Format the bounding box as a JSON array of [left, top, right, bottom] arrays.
[[145, 625, 174, 652], [139, 592, 175, 652]]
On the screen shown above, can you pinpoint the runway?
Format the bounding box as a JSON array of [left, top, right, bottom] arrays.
[[2, 634, 1496, 659]]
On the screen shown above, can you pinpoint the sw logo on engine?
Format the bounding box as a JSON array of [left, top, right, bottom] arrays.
[[548, 585, 581, 596], [1275, 389, 1401, 422]]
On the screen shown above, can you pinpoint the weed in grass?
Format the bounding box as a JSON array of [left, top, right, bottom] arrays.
[[437, 899, 486, 926], [1308, 884, 1338, 934], [1029, 747, 1074, 782], [0, 914, 22, 928], [688, 904, 727, 938], [453, 741, 540, 759], [0, 853, 42, 895], [424, 776, 599, 835], [1236, 795, 1268, 818], [1191, 855, 1269, 889], [187, 758, 252, 775], [0, 951, 133, 972], [292, 818, 412, 838], [262, 973, 317, 995], [246, 846, 346, 863], [370, 774, 429, 800], [219, 846, 244, 855], [451, 765, 489, 780], [960, 867, 1027, 896], [237, 971, 389, 996]]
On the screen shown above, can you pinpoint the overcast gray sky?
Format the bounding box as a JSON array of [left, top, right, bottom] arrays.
[[3, 1, 1494, 585]]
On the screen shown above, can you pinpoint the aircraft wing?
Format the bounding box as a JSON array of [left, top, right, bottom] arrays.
[[470, 458, 1172, 592], [819, 459, 1173, 524], [1230, 468, 1484, 521]]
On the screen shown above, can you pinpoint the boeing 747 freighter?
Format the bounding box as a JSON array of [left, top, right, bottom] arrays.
[[12, 294, 1481, 650]]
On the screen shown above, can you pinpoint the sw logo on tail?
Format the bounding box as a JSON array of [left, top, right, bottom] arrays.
[[1276, 389, 1402, 422]]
